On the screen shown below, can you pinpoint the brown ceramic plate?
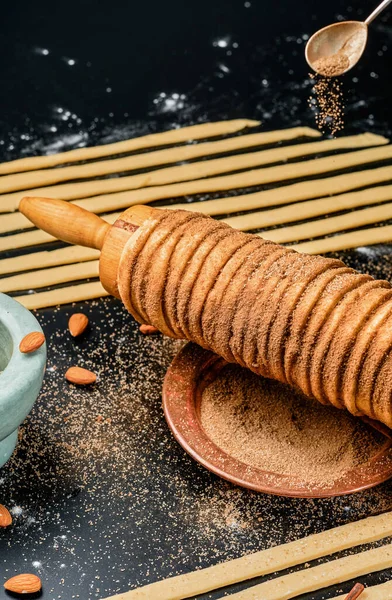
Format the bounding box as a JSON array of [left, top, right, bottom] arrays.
[[162, 343, 392, 498]]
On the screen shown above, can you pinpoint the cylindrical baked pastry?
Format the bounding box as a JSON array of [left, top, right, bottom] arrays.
[[118, 208, 392, 429]]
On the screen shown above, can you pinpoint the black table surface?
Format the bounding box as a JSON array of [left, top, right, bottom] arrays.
[[0, 0, 392, 598]]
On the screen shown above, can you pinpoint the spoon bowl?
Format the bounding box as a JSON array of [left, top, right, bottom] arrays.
[[306, 21, 368, 76]]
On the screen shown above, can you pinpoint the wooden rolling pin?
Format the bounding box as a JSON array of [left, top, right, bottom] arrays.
[[19, 196, 392, 431]]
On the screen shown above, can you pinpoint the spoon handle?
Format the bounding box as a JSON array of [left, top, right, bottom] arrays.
[[365, 0, 392, 25]]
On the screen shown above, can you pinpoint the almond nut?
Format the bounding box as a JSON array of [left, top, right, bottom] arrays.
[[4, 573, 42, 594], [139, 324, 159, 335], [68, 313, 89, 337], [65, 366, 97, 385], [0, 504, 12, 527], [19, 332, 45, 354]]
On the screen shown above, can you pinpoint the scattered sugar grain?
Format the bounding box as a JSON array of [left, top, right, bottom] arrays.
[[308, 73, 345, 135]]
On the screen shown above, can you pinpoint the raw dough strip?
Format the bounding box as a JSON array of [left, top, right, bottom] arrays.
[[3, 176, 392, 238], [223, 543, 392, 600], [0, 260, 99, 292], [258, 202, 392, 244], [291, 225, 392, 254], [1, 138, 390, 212], [4, 149, 392, 254], [333, 581, 392, 600], [101, 512, 392, 600], [38, 163, 392, 214], [0, 245, 99, 276], [172, 165, 392, 215], [0, 127, 334, 194], [25, 160, 392, 220], [0, 119, 261, 175], [223, 184, 392, 234], [0, 229, 56, 251], [16, 281, 109, 310], [5, 194, 392, 255]]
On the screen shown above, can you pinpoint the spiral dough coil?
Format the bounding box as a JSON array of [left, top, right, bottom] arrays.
[[118, 208, 392, 428]]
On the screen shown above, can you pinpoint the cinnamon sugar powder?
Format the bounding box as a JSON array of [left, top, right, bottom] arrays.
[[200, 364, 385, 488]]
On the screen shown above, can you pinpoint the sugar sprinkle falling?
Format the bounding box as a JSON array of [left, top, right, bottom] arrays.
[[308, 73, 345, 135]]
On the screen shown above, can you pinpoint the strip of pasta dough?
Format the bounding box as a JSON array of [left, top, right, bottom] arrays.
[[4, 176, 392, 241], [0, 119, 264, 175], [223, 544, 392, 600], [0, 246, 99, 276], [0, 260, 99, 292], [0, 133, 384, 195], [3, 173, 392, 237], [4, 172, 392, 241], [223, 184, 392, 232], [2, 195, 392, 271], [2, 162, 392, 222], [17, 281, 109, 310], [259, 203, 392, 244], [101, 513, 392, 600], [1, 139, 391, 213], [332, 581, 392, 600], [291, 225, 392, 254], [36, 164, 392, 214], [0, 127, 331, 194]]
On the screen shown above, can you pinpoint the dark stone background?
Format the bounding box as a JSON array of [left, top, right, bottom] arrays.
[[0, 0, 391, 598]]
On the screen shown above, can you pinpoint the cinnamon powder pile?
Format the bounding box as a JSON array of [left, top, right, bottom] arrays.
[[314, 53, 350, 78], [313, 27, 366, 78], [200, 365, 386, 488]]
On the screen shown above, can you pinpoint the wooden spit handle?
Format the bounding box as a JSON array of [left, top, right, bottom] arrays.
[[19, 196, 111, 250], [19, 195, 158, 298]]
